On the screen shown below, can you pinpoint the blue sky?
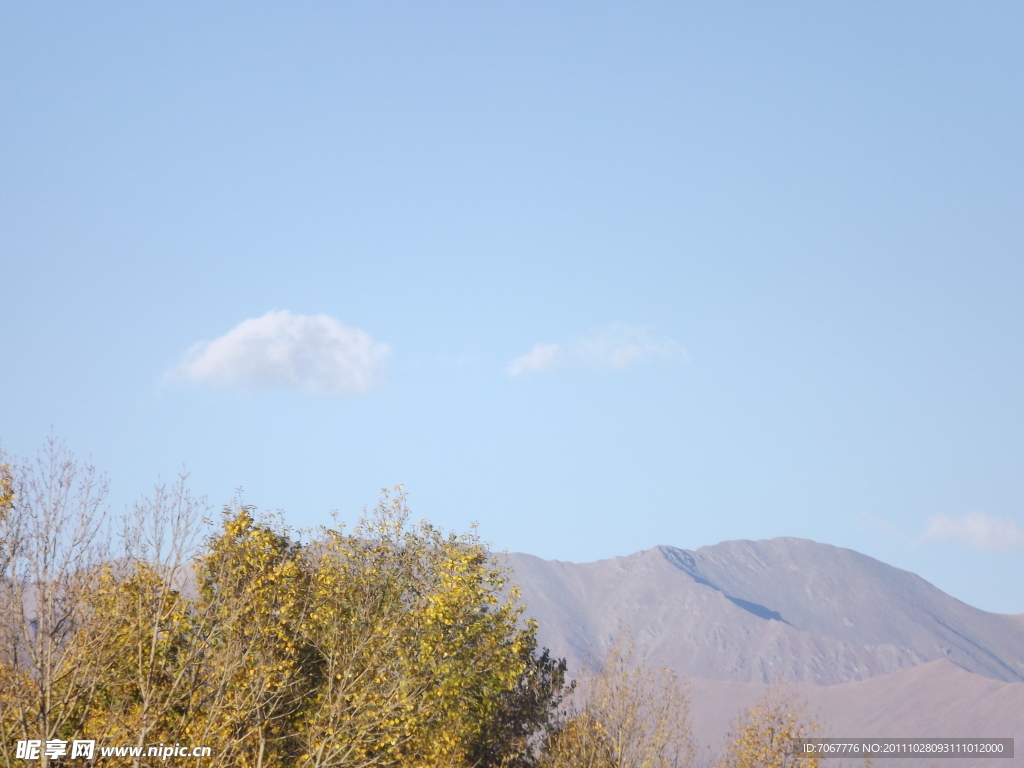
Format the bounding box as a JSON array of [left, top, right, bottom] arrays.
[[3, 2, 1023, 613]]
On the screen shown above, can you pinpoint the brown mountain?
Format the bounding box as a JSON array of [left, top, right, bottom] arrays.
[[502, 538, 1024, 685]]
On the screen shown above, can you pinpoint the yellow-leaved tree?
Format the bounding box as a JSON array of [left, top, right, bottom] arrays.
[[189, 504, 312, 767], [297, 488, 560, 768], [542, 636, 694, 768], [715, 689, 822, 768]]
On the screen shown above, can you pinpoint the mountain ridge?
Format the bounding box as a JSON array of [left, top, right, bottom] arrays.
[[501, 536, 1024, 684]]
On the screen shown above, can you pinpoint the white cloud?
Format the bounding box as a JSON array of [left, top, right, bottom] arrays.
[[921, 511, 1024, 551], [507, 343, 565, 376], [576, 324, 686, 370], [507, 325, 685, 376], [175, 310, 389, 396]]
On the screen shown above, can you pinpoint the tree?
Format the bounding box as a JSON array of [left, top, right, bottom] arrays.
[[0, 439, 117, 768], [542, 636, 695, 768], [0, 457, 14, 570], [715, 688, 821, 768], [463, 644, 569, 768], [80, 478, 227, 768], [189, 503, 312, 767], [296, 487, 559, 768], [0, 459, 12, 512]]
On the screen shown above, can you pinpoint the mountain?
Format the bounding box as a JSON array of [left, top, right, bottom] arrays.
[[501, 537, 1024, 685]]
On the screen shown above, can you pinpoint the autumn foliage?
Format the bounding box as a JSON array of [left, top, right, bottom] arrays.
[[0, 443, 564, 767], [715, 690, 822, 768], [541, 637, 694, 768]]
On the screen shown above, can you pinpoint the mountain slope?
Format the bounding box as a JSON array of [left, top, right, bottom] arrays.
[[502, 538, 1024, 684]]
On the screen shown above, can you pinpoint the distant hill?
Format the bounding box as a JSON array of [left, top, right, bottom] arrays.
[[687, 661, 1024, 768], [501, 538, 1024, 685]]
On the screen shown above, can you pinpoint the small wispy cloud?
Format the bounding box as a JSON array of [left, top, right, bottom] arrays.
[[920, 511, 1024, 551], [507, 343, 566, 376], [576, 324, 686, 369], [507, 324, 685, 376], [172, 310, 389, 396]]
